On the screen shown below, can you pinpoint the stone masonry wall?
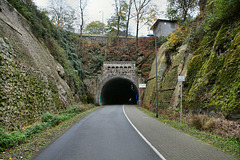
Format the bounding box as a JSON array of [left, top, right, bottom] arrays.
[[102, 61, 137, 82], [0, 38, 61, 131], [0, 0, 72, 131]]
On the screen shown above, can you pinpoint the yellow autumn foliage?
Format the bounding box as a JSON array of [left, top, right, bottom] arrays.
[[167, 25, 188, 50]]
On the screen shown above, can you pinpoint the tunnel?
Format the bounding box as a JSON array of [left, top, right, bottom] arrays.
[[100, 77, 139, 105]]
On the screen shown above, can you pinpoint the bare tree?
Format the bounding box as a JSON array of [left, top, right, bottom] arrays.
[[115, 0, 121, 46], [114, 0, 128, 46], [133, 0, 151, 52], [79, 0, 87, 38], [125, 0, 132, 42], [48, 0, 77, 31], [48, 0, 64, 27]]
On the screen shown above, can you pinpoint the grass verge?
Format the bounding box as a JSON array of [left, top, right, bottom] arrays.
[[137, 107, 240, 158], [0, 105, 101, 160]]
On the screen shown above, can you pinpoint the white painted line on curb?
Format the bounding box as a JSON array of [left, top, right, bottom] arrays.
[[123, 105, 166, 160]]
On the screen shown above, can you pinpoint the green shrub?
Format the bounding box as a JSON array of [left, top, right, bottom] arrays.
[[0, 122, 47, 151], [0, 128, 26, 152], [0, 105, 93, 151], [24, 123, 47, 138], [41, 112, 61, 127], [58, 114, 69, 121], [40, 106, 86, 127], [66, 105, 84, 114]]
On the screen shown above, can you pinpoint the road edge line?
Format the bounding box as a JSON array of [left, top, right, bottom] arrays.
[[123, 105, 166, 160]]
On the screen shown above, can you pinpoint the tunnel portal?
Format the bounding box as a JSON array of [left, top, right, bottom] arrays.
[[101, 78, 139, 105]]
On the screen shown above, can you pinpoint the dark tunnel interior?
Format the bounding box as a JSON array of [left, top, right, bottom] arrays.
[[100, 78, 139, 105]]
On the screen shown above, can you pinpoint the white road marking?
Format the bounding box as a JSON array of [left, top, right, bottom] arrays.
[[123, 105, 166, 160]]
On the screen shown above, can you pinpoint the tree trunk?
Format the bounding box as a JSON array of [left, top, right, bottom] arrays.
[[80, 12, 84, 38], [136, 14, 139, 53], [117, 16, 120, 48], [125, 0, 132, 43], [79, 0, 84, 38], [133, 0, 151, 53]]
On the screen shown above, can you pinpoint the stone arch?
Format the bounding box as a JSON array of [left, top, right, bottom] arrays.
[[99, 76, 139, 105]]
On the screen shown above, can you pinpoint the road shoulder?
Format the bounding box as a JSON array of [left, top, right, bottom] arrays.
[[124, 105, 239, 160]]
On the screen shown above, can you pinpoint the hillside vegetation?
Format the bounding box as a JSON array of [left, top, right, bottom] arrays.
[[142, 1, 240, 156], [144, 0, 240, 115], [1, 0, 239, 130], [0, 0, 160, 132], [184, 0, 240, 114], [0, 0, 239, 157], [0, 0, 161, 153]]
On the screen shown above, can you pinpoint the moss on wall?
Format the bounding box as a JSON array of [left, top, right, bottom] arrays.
[[0, 37, 62, 131], [143, 79, 156, 105], [144, 19, 240, 115], [157, 50, 185, 109], [143, 43, 189, 109], [184, 21, 240, 114], [143, 43, 168, 106]]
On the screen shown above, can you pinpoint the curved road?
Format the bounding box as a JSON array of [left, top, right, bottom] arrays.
[[33, 105, 161, 160]]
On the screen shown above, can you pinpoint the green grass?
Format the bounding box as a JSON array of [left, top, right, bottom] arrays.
[[137, 107, 240, 158], [0, 105, 100, 160]]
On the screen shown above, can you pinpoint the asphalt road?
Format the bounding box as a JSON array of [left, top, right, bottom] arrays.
[[33, 105, 161, 160]]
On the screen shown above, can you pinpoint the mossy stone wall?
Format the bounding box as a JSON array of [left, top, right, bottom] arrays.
[[0, 38, 62, 131], [143, 43, 168, 105], [143, 43, 189, 109], [185, 21, 240, 114], [158, 46, 186, 109]]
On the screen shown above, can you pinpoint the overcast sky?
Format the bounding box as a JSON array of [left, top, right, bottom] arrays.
[[33, 0, 167, 36]]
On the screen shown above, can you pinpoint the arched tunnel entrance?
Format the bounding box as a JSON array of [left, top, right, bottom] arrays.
[[100, 78, 139, 105]]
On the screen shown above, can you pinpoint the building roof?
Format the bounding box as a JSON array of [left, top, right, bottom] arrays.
[[150, 19, 178, 30]]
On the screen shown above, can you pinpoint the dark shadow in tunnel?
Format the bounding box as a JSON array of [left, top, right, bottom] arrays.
[[100, 78, 139, 105]]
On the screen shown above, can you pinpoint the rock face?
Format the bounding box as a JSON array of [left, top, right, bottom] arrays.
[[184, 22, 240, 115], [143, 43, 169, 105], [0, 0, 73, 130], [143, 43, 192, 109], [143, 20, 240, 115]]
